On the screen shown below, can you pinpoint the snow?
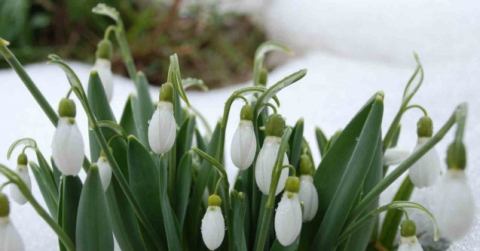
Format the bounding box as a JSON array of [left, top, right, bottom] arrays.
[[1, 1, 480, 250]]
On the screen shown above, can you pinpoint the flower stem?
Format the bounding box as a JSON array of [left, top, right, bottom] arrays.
[[0, 164, 76, 251]]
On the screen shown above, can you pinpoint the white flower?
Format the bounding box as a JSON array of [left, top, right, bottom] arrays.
[[255, 136, 289, 195], [92, 58, 113, 102], [9, 165, 31, 205], [201, 206, 225, 250], [0, 217, 25, 251], [383, 147, 410, 166], [52, 117, 85, 176], [148, 101, 177, 154], [97, 157, 112, 192], [434, 169, 475, 241], [230, 120, 256, 170], [409, 137, 441, 188], [398, 236, 423, 251], [298, 175, 318, 222], [275, 193, 302, 246]]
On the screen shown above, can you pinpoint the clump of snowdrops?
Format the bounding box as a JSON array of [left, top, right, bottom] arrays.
[[0, 4, 475, 251]]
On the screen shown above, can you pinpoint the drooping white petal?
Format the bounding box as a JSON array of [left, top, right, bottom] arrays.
[[9, 165, 31, 205], [201, 206, 225, 250], [148, 102, 177, 154], [409, 138, 441, 188], [255, 136, 289, 195], [0, 217, 25, 251], [298, 175, 318, 222], [230, 120, 256, 170], [97, 157, 112, 192], [434, 169, 475, 241], [52, 118, 85, 176], [92, 58, 113, 102], [383, 147, 410, 166], [275, 193, 302, 246], [398, 236, 423, 251]]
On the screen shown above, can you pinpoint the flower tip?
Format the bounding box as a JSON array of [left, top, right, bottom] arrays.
[[376, 91, 385, 99], [0, 38, 10, 46]]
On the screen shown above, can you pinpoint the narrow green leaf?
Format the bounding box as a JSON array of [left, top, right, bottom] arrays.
[[315, 126, 328, 158], [176, 116, 196, 164], [345, 137, 383, 251], [120, 95, 139, 138], [97, 120, 127, 139], [130, 94, 150, 147], [195, 128, 207, 152], [175, 152, 193, 229], [312, 95, 384, 250], [187, 122, 222, 250], [289, 118, 304, 170], [127, 136, 166, 249], [232, 190, 247, 251], [133, 72, 154, 147], [158, 155, 183, 250], [58, 176, 82, 251], [50, 157, 62, 188], [29, 162, 57, 218], [270, 236, 300, 251], [169, 54, 191, 107], [76, 165, 114, 251], [36, 150, 59, 202]]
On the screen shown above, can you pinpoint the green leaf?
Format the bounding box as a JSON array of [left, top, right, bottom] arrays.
[[28, 162, 58, 218], [169, 54, 191, 107], [175, 152, 193, 229], [187, 122, 222, 250], [120, 95, 139, 138], [132, 72, 155, 147], [315, 126, 328, 158], [344, 136, 383, 251], [35, 150, 59, 202], [76, 165, 114, 251], [127, 136, 166, 249], [270, 236, 300, 251], [58, 175, 82, 251], [232, 190, 247, 251], [312, 95, 384, 250], [289, 118, 304, 170], [158, 155, 183, 250], [97, 120, 127, 139], [254, 69, 307, 117], [176, 116, 196, 164], [195, 128, 207, 152], [183, 78, 208, 91]]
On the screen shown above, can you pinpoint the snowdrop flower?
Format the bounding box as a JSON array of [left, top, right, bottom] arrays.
[[9, 153, 31, 205], [298, 155, 318, 222], [52, 98, 85, 176], [92, 39, 113, 102], [231, 104, 256, 170], [275, 177, 302, 246], [383, 147, 410, 166], [201, 194, 225, 250], [148, 83, 177, 154], [97, 149, 112, 192], [0, 193, 25, 251], [409, 116, 441, 188], [255, 114, 289, 195], [398, 219, 423, 251], [434, 142, 474, 241]]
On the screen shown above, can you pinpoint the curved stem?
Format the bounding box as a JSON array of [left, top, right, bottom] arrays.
[[263, 103, 278, 114], [405, 104, 428, 116], [213, 177, 223, 194], [0, 181, 12, 192], [66, 87, 74, 98], [104, 25, 117, 40], [0, 164, 76, 251], [282, 164, 296, 176]]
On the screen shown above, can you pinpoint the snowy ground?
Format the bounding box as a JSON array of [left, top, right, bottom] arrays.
[[2, 1, 480, 250]]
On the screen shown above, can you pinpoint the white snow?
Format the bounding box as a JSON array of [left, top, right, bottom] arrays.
[[1, 0, 480, 250]]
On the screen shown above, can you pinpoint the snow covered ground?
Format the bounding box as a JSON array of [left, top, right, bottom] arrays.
[[1, 0, 480, 250]]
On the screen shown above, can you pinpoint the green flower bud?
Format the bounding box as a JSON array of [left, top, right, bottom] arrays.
[[58, 98, 76, 118], [259, 67, 268, 86], [208, 194, 222, 207], [285, 176, 300, 193], [446, 142, 467, 170], [417, 116, 433, 138], [96, 39, 113, 60], [400, 219, 417, 237], [159, 82, 174, 103], [240, 104, 254, 121], [0, 193, 9, 217], [17, 153, 28, 165], [265, 114, 285, 137], [299, 154, 314, 176]]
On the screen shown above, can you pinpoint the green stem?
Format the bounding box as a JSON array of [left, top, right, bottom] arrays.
[[350, 105, 462, 220], [0, 164, 76, 251], [0, 181, 12, 191], [382, 107, 404, 152], [113, 22, 137, 82], [405, 104, 428, 116]]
